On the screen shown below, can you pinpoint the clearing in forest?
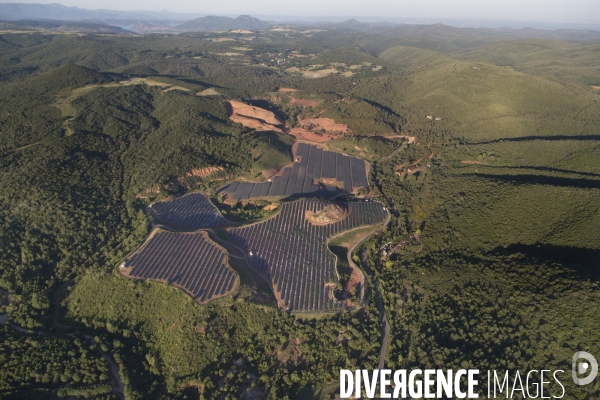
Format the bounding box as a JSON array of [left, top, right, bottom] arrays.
[[297, 117, 349, 133], [184, 166, 224, 177], [197, 88, 220, 96], [226, 99, 348, 143], [226, 100, 286, 133], [301, 68, 340, 78], [52, 77, 193, 121], [287, 127, 336, 143], [284, 62, 379, 78]]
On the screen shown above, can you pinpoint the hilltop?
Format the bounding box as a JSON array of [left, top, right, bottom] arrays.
[[178, 15, 272, 31]]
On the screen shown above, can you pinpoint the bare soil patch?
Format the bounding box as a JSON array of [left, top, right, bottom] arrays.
[[277, 87, 298, 92], [185, 166, 224, 178], [305, 203, 348, 225], [226, 100, 285, 133], [591, 86, 600, 90], [298, 117, 349, 133], [120, 77, 171, 87], [317, 178, 342, 190], [263, 203, 279, 211], [262, 168, 278, 179], [226, 99, 349, 145], [288, 127, 336, 142], [343, 268, 361, 306], [289, 97, 319, 107]]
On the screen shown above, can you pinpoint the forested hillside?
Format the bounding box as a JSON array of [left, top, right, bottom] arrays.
[[0, 26, 599, 399]]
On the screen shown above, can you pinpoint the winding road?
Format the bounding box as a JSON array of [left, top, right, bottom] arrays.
[[360, 249, 390, 370], [345, 205, 392, 370]]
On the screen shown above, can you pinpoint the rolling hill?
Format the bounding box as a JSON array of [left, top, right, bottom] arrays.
[[453, 38, 600, 86]]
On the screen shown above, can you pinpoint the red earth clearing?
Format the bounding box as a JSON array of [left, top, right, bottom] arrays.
[[226, 100, 349, 144], [297, 117, 349, 133], [288, 127, 336, 142], [226, 100, 285, 133]]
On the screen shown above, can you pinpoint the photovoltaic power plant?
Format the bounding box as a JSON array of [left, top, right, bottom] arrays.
[[123, 230, 238, 303], [218, 143, 369, 201], [227, 199, 388, 312], [149, 192, 229, 229]]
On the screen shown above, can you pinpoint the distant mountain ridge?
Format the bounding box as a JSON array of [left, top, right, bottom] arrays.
[[0, 2, 202, 22], [0, 19, 132, 34], [177, 15, 272, 31], [1, 2, 599, 40]]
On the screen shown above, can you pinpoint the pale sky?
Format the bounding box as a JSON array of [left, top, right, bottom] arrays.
[[7, 0, 600, 23]]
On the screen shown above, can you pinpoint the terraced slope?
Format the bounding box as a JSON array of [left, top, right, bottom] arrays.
[[149, 192, 229, 229], [227, 199, 388, 312], [121, 230, 237, 304]]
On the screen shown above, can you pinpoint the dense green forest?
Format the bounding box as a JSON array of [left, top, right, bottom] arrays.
[[0, 25, 599, 399]]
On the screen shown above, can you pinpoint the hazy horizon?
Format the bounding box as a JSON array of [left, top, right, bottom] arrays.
[[2, 0, 600, 24]]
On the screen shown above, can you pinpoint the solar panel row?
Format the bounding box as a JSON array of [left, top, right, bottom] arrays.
[[125, 230, 237, 303], [219, 144, 369, 200], [228, 199, 388, 312], [150, 193, 228, 229]]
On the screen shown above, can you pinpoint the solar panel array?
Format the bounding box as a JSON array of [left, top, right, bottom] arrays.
[[219, 143, 368, 201], [124, 230, 237, 303], [227, 199, 387, 312], [149, 192, 228, 229]]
